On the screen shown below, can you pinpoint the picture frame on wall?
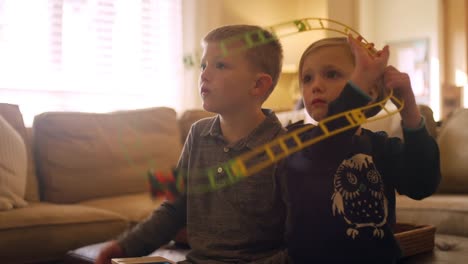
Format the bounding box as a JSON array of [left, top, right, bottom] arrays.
[[387, 38, 430, 106]]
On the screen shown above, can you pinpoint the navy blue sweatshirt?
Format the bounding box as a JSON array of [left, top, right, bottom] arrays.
[[284, 83, 441, 263]]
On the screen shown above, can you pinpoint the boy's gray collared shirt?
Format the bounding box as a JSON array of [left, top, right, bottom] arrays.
[[180, 109, 288, 263], [117, 109, 289, 264]]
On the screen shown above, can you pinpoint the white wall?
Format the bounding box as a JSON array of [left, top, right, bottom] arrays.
[[327, 0, 358, 33], [444, 0, 467, 110], [210, 0, 328, 67], [182, 0, 327, 109], [182, 0, 224, 110], [358, 0, 442, 120], [182, 0, 329, 111], [183, 0, 449, 116]]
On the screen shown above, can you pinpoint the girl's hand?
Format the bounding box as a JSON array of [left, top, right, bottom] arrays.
[[348, 34, 389, 95], [383, 65, 422, 128], [383, 66, 414, 104]]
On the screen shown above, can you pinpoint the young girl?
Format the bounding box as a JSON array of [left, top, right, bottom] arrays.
[[284, 37, 441, 263]]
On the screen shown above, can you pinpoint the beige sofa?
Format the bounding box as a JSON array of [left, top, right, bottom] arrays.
[[0, 103, 213, 264], [395, 107, 468, 237]]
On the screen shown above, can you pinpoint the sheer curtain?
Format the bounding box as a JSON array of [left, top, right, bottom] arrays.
[[0, 0, 182, 126]]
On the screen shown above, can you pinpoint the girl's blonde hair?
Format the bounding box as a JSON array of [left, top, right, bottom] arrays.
[[298, 37, 385, 117]]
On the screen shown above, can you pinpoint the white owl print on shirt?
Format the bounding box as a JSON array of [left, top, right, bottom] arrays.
[[331, 153, 388, 239]]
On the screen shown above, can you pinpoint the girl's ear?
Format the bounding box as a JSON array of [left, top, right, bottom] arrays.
[[251, 73, 273, 97]]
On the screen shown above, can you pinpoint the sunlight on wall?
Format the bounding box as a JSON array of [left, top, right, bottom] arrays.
[[456, 69, 468, 87], [359, 0, 441, 121], [0, 0, 183, 126], [431, 58, 441, 121], [464, 86, 468, 108], [458, 69, 468, 108]]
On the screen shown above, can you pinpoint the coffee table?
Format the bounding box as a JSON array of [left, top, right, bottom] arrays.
[[400, 234, 468, 263]]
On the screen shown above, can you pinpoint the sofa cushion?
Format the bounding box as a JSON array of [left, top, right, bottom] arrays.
[[79, 193, 166, 225], [0, 103, 40, 202], [396, 194, 468, 237], [437, 108, 468, 193], [34, 107, 182, 203], [0, 115, 28, 210], [0, 202, 128, 264], [79, 193, 188, 246]]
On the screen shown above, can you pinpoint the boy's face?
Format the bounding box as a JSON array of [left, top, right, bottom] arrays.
[[199, 41, 258, 114], [300, 45, 354, 121]]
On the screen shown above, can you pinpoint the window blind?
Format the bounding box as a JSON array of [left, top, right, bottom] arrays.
[[0, 0, 182, 125]]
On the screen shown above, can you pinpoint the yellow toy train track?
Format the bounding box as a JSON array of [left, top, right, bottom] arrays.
[[183, 18, 376, 67], [156, 18, 404, 195], [190, 90, 404, 194]]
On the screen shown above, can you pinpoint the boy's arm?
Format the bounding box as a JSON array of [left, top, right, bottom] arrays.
[[323, 81, 372, 135], [116, 128, 193, 256], [327, 81, 372, 117], [117, 196, 187, 256], [383, 65, 440, 199], [388, 123, 441, 199], [383, 65, 422, 128]]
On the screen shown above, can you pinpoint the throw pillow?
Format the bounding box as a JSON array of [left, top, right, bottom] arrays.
[[0, 103, 40, 202], [0, 116, 28, 210], [437, 108, 468, 193], [34, 107, 183, 203]]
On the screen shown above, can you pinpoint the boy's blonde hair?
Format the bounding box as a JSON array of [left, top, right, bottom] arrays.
[[298, 37, 385, 117], [203, 25, 283, 99]]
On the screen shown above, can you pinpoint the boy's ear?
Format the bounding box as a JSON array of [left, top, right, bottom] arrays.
[[251, 73, 273, 97]]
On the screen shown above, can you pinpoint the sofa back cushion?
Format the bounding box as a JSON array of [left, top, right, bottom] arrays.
[[0, 116, 28, 210], [177, 109, 216, 143], [34, 107, 182, 203], [0, 103, 40, 202], [437, 108, 468, 193]]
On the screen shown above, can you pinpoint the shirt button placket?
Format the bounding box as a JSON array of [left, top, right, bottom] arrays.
[[216, 166, 225, 186], [216, 147, 230, 186]]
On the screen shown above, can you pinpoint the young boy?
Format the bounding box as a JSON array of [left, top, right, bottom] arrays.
[[96, 24, 289, 264], [284, 37, 441, 263]]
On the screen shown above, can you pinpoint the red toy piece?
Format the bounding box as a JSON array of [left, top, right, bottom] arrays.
[[147, 169, 185, 201]]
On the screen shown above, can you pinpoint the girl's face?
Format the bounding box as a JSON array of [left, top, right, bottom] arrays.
[[300, 45, 355, 122]]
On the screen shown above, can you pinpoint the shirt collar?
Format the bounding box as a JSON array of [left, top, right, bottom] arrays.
[[200, 109, 284, 150], [200, 114, 221, 137]]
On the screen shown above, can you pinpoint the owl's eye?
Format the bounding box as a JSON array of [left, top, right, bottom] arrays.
[[346, 172, 358, 185], [367, 170, 380, 184]]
